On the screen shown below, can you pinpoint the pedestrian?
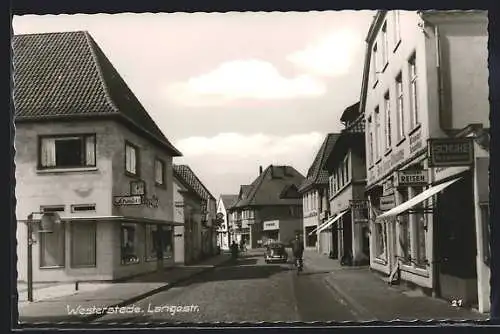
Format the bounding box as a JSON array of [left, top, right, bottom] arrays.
[[290, 232, 304, 268], [230, 240, 238, 260]]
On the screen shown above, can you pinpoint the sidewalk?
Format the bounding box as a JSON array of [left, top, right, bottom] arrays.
[[17, 253, 232, 324], [303, 250, 489, 321]]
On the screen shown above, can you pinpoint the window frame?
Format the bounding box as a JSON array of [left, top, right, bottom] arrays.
[[70, 221, 97, 268], [124, 141, 140, 177], [39, 222, 66, 269], [374, 106, 381, 160], [120, 223, 140, 265], [395, 72, 405, 141], [381, 21, 389, 71], [37, 133, 97, 170], [145, 224, 160, 262], [393, 10, 402, 52], [408, 52, 420, 131], [372, 43, 379, 87], [384, 91, 392, 150], [154, 157, 166, 187]]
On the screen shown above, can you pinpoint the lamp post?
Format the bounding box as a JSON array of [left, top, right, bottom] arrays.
[[25, 211, 61, 302]]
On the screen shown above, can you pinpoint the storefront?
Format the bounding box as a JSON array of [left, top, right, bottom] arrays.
[[262, 220, 280, 243]]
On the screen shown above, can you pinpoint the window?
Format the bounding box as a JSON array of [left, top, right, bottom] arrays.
[[374, 107, 381, 159], [393, 11, 401, 50], [367, 117, 374, 165], [409, 53, 419, 129], [121, 223, 139, 264], [159, 225, 173, 259], [339, 163, 344, 188], [71, 222, 96, 267], [381, 22, 389, 69], [145, 224, 160, 261], [39, 134, 96, 169], [345, 156, 350, 183], [396, 73, 405, 140], [372, 43, 379, 85], [39, 222, 65, 268], [384, 92, 392, 149], [413, 186, 427, 267], [125, 142, 139, 176], [155, 159, 165, 186], [374, 222, 387, 261], [398, 188, 411, 264]]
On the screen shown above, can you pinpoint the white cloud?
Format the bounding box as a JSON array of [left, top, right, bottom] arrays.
[[164, 59, 326, 107], [287, 30, 361, 77], [174, 132, 325, 177]]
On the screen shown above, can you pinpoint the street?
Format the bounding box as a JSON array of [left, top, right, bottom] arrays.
[[94, 249, 357, 323]]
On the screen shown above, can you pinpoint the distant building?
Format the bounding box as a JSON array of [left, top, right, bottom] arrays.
[[228, 185, 252, 246], [173, 165, 217, 261], [229, 165, 305, 248], [323, 102, 369, 266], [14, 31, 182, 282], [360, 10, 489, 312], [217, 194, 239, 250], [298, 133, 339, 253]]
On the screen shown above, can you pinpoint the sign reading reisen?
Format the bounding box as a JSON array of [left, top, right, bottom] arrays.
[[395, 169, 428, 187], [428, 138, 474, 167]]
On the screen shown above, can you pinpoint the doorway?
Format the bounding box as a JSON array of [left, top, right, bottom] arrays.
[[434, 173, 478, 307], [341, 211, 353, 264], [331, 226, 339, 259]]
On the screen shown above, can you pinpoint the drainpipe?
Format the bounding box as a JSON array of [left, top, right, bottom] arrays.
[[419, 13, 450, 134]]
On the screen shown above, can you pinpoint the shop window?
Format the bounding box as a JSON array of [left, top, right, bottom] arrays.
[[38, 134, 96, 169], [413, 186, 427, 267], [145, 224, 159, 261], [160, 226, 173, 259], [374, 221, 387, 261], [398, 188, 411, 264], [39, 222, 65, 268], [70, 222, 96, 268], [121, 223, 140, 265]]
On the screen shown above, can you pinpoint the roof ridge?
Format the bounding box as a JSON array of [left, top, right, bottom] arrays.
[[245, 165, 270, 204], [83, 32, 120, 114]]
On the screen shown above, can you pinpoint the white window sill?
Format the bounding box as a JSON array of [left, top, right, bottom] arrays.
[[37, 167, 98, 174]]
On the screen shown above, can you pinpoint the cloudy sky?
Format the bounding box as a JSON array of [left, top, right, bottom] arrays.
[[13, 11, 376, 198]]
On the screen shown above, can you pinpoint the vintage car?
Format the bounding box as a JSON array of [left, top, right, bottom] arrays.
[[264, 242, 288, 263]]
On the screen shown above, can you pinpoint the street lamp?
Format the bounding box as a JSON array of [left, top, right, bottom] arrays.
[[25, 211, 62, 302]]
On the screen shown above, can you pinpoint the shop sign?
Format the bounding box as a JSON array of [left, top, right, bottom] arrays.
[[409, 127, 424, 154], [263, 220, 280, 231], [428, 138, 474, 167], [433, 165, 470, 183], [369, 149, 405, 186], [142, 195, 159, 208], [380, 194, 395, 211], [395, 169, 428, 187], [350, 200, 369, 223], [113, 195, 142, 206], [349, 200, 368, 209], [382, 178, 394, 196]]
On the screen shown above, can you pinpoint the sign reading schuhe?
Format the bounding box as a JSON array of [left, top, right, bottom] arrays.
[[428, 138, 474, 167]]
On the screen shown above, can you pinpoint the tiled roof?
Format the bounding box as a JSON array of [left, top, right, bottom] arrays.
[[298, 133, 341, 193], [220, 194, 239, 209], [234, 165, 305, 207], [173, 165, 215, 213], [12, 31, 181, 156]]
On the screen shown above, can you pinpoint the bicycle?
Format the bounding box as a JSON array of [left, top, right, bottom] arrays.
[[294, 256, 303, 275]]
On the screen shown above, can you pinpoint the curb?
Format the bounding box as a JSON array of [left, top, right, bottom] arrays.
[[76, 256, 233, 323]]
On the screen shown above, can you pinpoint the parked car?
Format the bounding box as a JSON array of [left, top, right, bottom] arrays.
[[264, 243, 288, 263]]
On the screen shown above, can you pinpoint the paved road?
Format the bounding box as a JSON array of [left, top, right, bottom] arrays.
[[95, 250, 357, 323]]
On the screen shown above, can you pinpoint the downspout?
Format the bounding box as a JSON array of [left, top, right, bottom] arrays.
[[420, 13, 450, 134]]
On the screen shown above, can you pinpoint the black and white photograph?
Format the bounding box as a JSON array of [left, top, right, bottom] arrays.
[[11, 8, 494, 326]]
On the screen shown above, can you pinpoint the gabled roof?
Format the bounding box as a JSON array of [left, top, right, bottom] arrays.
[[220, 194, 239, 209], [12, 31, 181, 156], [234, 165, 305, 208], [173, 165, 215, 213], [298, 133, 341, 193]]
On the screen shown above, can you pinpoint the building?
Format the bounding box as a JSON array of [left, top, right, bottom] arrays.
[[173, 165, 217, 261], [216, 195, 238, 250], [318, 102, 369, 266], [172, 171, 204, 264], [298, 133, 339, 253], [360, 10, 489, 312], [14, 31, 182, 282], [228, 185, 252, 246], [230, 165, 305, 248]]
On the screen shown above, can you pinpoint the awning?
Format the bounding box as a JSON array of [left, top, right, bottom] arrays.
[[315, 210, 349, 234], [376, 176, 462, 221], [308, 219, 331, 236]]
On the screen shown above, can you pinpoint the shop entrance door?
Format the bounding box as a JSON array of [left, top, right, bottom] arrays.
[[435, 173, 478, 307]]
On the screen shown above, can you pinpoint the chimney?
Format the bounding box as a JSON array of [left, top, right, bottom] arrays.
[[259, 166, 263, 175]]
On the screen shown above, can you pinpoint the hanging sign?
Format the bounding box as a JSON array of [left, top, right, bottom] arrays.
[[428, 138, 474, 167], [380, 194, 396, 211], [395, 169, 428, 187]]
